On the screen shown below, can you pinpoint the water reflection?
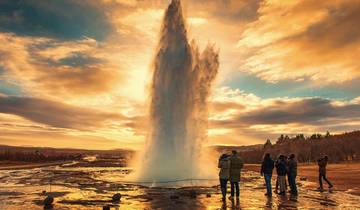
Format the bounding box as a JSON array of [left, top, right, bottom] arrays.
[[265, 196, 272, 208], [0, 166, 359, 209], [220, 199, 227, 210], [275, 194, 298, 209], [229, 197, 241, 210]]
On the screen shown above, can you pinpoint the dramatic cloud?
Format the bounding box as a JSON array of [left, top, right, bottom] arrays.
[[0, 33, 124, 97], [209, 87, 360, 145], [238, 0, 360, 83], [0, 95, 124, 130], [216, 97, 360, 126]]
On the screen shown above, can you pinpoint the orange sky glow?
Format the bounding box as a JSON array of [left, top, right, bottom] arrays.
[[0, 0, 359, 150]]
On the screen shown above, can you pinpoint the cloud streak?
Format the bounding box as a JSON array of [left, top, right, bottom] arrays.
[[217, 98, 360, 126], [0, 95, 124, 130]]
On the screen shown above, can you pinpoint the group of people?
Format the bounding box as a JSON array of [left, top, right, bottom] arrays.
[[260, 153, 298, 197], [218, 150, 243, 201], [218, 151, 333, 200]]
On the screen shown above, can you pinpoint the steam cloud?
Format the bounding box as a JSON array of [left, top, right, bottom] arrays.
[[137, 0, 219, 182]]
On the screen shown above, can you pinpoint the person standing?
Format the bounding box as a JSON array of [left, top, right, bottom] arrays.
[[229, 150, 243, 199], [287, 154, 298, 196], [275, 155, 287, 195], [218, 154, 230, 201], [274, 157, 279, 194], [317, 155, 333, 190], [260, 153, 274, 197]]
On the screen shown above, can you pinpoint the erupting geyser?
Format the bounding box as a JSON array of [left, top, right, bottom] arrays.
[[138, 0, 219, 182]]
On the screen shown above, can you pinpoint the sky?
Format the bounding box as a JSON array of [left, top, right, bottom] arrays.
[[0, 0, 359, 150]]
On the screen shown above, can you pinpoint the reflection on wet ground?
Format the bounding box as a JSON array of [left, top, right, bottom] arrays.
[[0, 164, 359, 209]]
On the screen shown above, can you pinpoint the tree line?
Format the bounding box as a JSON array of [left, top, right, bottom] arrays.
[[217, 130, 360, 164], [0, 150, 82, 162]]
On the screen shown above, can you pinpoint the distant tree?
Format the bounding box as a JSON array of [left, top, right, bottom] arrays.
[[295, 134, 305, 140], [264, 139, 272, 149], [276, 134, 285, 144], [310, 133, 322, 140], [325, 131, 331, 138]]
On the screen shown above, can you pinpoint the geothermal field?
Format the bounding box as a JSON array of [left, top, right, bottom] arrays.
[[1, 157, 360, 209]]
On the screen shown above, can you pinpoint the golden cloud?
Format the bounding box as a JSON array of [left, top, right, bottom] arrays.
[[209, 87, 360, 145], [0, 33, 124, 98], [238, 0, 360, 83]]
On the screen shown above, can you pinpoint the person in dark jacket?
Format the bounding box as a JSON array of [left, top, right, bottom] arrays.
[[229, 150, 243, 199], [260, 153, 274, 197], [287, 154, 298, 195], [317, 155, 333, 190], [275, 155, 287, 195]]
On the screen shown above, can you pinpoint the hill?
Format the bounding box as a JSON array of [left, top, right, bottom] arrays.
[[0, 144, 134, 163]]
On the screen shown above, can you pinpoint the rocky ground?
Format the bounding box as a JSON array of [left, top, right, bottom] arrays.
[[0, 160, 359, 209]]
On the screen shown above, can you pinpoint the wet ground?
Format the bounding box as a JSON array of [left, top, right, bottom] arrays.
[[0, 162, 359, 209]]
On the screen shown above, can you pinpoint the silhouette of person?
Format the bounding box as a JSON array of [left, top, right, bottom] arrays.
[[275, 155, 287, 195], [274, 156, 280, 194], [317, 155, 333, 190], [287, 154, 298, 196], [218, 154, 230, 201], [229, 150, 243, 199], [261, 153, 274, 197]]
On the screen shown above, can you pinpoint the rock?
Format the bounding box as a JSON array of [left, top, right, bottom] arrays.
[[300, 177, 307, 181], [112, 193, 121, 202], [43, 196, 54, 206], [189, 190, 197, 198], [206, 193, 211, 198], [170, 194, 179, 199], [103, 205, 111, 210], [42, 190, 47, 195]]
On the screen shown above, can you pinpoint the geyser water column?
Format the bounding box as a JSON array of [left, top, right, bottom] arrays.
[[138, 0, 219, 182]]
